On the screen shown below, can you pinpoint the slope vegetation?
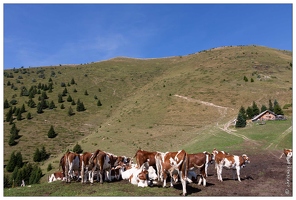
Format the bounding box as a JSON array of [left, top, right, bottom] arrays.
[[3, 45, 292, 181]]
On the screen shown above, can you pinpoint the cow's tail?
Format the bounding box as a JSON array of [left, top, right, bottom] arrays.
[[65, 153, 70, 182], [89, 149, 101, 164], [155, 152, 163, 181], [133, 149, 141, 158], [133, 149, 141, 168], [181, 151, 188, 180]]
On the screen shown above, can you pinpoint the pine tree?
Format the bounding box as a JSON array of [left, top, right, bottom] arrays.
[[235, 112, 246, 128], [8, 134, 17, 146], [15, 151, 23, 168], [58, 93, 63, 103], [70, 78, 75, 85], [5, 107, 13, 122], [73, 143, 83, 154], [47, 163, 53, 172], [48, 125, 57, 138], [17, 111, 22, 121], [97, 100, 102, 107], [84, 90, 88, 95], [28, 98, 36, 108], [11, 166, 19, 186], [71, 99, 76, 105], [60, 104, 65, 109], [36, 102, 43, 114], [49, 100, 55, 109], [252, 101, 260, 117], [33, 148, 41, 162], [6, 151, 17, 172], [68, 106, 74, 116], [10, 123, 19, 139], [29, 165, 42, 184], [62, 88, 67, 96], [76, 99, 85, 111], [41, 91, 48, 99], [26, 112, 32, 120], [274, 101, 284, 115], [246, 106, 253, 120], [40, 146, 48, 161], [4, 99, 10, 109], [261, 105, 267, 113], [67, 95, 73, 102], [238, 106, 247, 120], [20, 104, 26, 113], [243, 76, 248, 82]]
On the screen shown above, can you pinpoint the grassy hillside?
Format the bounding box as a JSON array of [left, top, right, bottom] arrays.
[[3, 45, 292, 184]]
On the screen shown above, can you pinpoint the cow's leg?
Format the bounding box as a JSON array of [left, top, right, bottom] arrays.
[[81, 164, 85, 183], [198, 168, 206, 187], [286, 156, 291, 165], [217, 165, 223, 182], [90, 166, 96, 184], [170, 175, 174, 187], [108, 169, 112, 181], [84, 167, 89, 183], [236, 167, 241, 182], [179, 171, 187, 196], [99, 170, 104, 184], [162, 171, 167, 187]]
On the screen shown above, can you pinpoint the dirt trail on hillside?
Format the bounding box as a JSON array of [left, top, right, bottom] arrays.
[[174, 94, 258, 144], [174, 94, 231, 110]]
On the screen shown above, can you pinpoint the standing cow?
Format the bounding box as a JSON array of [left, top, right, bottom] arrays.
[[134, 149, 163, 182], [279, 148, 292, 165], [187, 151, 214, 186], [88, 149, 112, 184], [59, 151, 80, 183], [215, 153, 250, 182], [80, 152, 94, 183], [155, 149, 188, 196]]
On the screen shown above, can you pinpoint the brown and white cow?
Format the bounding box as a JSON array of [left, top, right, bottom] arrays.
[[155, 150, 188, 196], [187, 151, 214, 186], [134, 149, 158, 169], [105, 152, 132, 181], [216, 153, 250, 182], [80, 152, 94, 183], [88, 149, 112, 184], [134, 149, 164, 182], [48, 171, 65, 183], [279, 148, 292, 165], [121, 160, 157, 187], [59, 151, 80, 183], [212, 148, 229, 170]]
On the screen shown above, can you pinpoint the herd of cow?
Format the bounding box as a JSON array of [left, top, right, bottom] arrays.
[[48, 148, 292, 196]]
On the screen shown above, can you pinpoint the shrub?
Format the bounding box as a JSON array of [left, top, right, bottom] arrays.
[[48, 125, 57, 138]]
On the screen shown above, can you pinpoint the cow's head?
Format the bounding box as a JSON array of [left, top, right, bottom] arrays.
[[204, 151, 214, 164], [171, 169, 179, 183], [137, 169, 149, 187], [241, 154, 250, 167], [212, 148, 219, 159]]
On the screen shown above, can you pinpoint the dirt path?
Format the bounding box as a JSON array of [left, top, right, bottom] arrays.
[[174, 94, 258, 144]]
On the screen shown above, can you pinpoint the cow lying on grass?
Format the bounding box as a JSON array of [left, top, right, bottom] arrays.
[[121, 160, 157, 187], [48, 171, 66, 183]]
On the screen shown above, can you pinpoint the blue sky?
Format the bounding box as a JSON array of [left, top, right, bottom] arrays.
[[2, 2, 293, 69]]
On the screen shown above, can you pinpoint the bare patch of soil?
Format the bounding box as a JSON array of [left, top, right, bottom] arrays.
[[146, 150, 293, 196]]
